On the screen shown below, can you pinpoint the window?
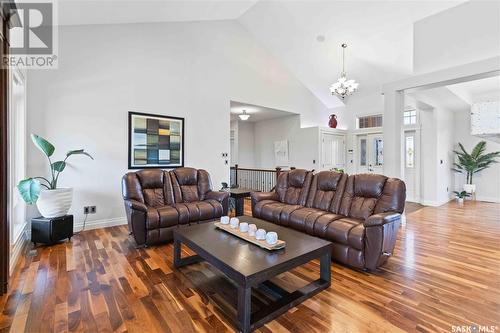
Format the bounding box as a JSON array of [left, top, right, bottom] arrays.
[[357, 114, 383, 129], [374, 138, 383, 166], [403, 109, 417, 125], [8, 68, 27, 245], [360, 138, 367, 166], [406, 136, 414, 168]]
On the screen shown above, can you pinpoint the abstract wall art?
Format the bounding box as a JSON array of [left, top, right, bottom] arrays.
[[128, 112, 184, 169]]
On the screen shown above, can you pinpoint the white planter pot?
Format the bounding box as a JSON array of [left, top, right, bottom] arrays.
[[457, 198, 464, 205], [36, 188, 73, 218], [463, 184, 476, 194]]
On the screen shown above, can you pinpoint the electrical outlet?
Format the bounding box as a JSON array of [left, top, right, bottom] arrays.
[[84, 206, 90, 214], [90, 206, 96, 214]]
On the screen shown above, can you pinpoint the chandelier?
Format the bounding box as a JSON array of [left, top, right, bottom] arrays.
[[239, 110, 250, 121], [330, 43, 359, 99]]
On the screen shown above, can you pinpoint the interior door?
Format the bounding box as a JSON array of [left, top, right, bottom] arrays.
[[357, 133, 383, 173], [321, 133, 345, 171], [404, 130, 418, 202]]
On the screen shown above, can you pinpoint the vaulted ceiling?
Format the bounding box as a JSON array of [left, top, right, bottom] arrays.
[[57, 0, 464, 109], [237, 1, 464, 108], [57, 1, 258, 25]]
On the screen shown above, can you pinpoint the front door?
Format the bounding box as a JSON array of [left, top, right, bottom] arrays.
[[357, 133, 383, 173]]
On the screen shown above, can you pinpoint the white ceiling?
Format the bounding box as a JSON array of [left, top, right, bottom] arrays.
[[409, 87, 470, 112], [230, 101, 297, 123], [238, 1, 464, 108], [57, 0, 258, 26], [446, 76, 500, 104], [409, 75, 500, 112], [56, 0, 465, 110]]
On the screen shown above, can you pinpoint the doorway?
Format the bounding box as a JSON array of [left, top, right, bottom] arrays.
[[356, 133, 383, 173], [321, 132, 345, 170]]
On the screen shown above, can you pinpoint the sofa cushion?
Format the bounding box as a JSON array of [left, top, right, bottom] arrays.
[[157, 206, 180, 228], [174, 200, 223, 224], [312, 213, 345, 238], [275, 169, 313, 205], [288, 207, 329, 233], [306, 171, 347, 213], [340, 174, 388, 219], [171, 167, 200, 202], [253, 199, 277, 219], [146, 206, 179, 230], [349, 197, 378, 220], [325, 217, 365, 250], [259, 202, 302, 225]]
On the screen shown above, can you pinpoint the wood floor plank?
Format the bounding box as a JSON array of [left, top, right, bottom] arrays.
[[1, 200, 498, 332]]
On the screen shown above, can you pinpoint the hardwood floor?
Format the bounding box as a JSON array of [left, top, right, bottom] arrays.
[[1, 200, 499, 332]]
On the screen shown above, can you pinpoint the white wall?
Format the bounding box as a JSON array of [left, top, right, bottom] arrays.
[[454, 109, 500, 202], [253, 115, 302, 169], [407, 93, 456, 206], [435, 107, 455, 204], [414, 1, 500, 74], [419, 108, 438, 204], [27, 21, 329, 225], [236, 121, 255, 168]]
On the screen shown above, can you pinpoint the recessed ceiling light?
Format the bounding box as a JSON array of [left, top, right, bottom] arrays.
[[239, 110, 250, 121]]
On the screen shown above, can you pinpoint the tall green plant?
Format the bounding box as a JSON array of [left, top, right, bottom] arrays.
[[17, 134, 94, 204], [452, 141, 500, 185]]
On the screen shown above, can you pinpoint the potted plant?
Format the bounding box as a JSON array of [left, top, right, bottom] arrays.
[[452, 141, 500, 194], [17, 134, 93, 218], [453, 191, 470, 205]]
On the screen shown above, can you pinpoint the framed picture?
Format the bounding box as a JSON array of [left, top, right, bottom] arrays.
[[274, 139, 289, 167], [128, 112, 184, 169]]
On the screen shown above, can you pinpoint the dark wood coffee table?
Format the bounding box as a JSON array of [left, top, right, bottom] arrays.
[[173, 216, 332, 333]]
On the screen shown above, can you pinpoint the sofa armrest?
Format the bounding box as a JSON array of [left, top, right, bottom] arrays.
[[251, 191, 278, 217], [205, 190, 230, 202], [124, 199, 148, 212], [364, 211, 401, 270], [205, 190, 230, 215], [250, 191, 278, 203], [364, 212, 401, 227], [123, 199, 148, 246]]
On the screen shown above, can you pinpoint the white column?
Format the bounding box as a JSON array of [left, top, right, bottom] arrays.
[[383, 89, 404, 178]]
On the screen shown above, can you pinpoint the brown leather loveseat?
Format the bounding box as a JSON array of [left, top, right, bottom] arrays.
[[122, 167, 229, 246], [251, 169, 405, 270]]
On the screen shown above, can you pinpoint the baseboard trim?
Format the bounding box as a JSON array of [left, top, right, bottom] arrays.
[[74, 216, 128, 232], [420, 199, 453, 207], [474, 196, 500, 203], [10, 223, 30, 275]]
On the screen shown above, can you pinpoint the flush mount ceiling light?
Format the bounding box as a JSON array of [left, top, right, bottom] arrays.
[[330, 43, 359, 100], [239, 110, 250, 121]]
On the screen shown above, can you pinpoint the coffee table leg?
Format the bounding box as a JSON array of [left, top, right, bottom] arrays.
[[174, 238, 182, 268], [320, 251, 331, 285], [237, 286, 251, 333]]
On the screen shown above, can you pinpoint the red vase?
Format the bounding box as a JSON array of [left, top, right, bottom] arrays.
[[328, 114, 338, 128]]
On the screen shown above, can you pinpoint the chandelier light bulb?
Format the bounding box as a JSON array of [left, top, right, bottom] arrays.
[[330, 43, 359, 99], [239, 110, 250, 121]]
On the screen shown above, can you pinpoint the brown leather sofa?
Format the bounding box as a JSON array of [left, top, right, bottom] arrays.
[[122, 167, 229, 246], [251, 169, 405, 270]]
